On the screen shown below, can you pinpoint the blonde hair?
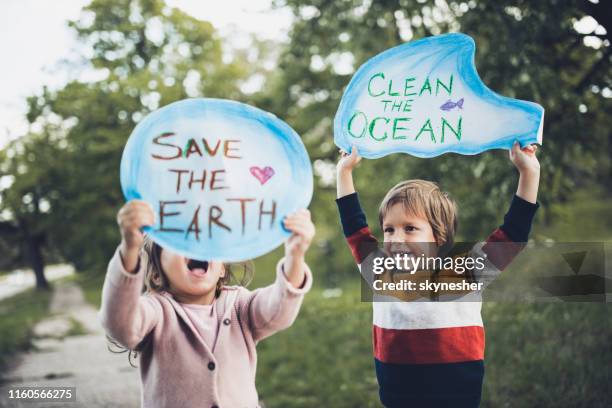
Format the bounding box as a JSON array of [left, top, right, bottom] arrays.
[[378, 180, 457, 253]]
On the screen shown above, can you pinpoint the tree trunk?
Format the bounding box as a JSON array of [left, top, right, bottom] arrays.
[[25, 235, 49, 290]]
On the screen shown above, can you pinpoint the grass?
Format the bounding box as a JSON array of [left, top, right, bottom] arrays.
[[71, 189, 611, 407], [481, 303, 610, 407], [475, 189, 612, 406], [533, 187, 612, 242], [0, 271, 92, 375], [0, 288, 52, 371], [65, 317, 89, 337], [256, 283, 380, 407], [75, 271, 106, 308], [36, 316, 89, 340]]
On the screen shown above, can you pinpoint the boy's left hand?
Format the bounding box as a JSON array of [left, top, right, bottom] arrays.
[[509, 141, 540, 175], [283, 209, 315, 258]]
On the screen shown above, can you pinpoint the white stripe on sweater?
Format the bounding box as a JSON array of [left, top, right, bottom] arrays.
[[373, 301, 484, 330]]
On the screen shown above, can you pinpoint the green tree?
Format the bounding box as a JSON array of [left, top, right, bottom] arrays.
[[0, 130, 67, 289], [254, 0, 611, 280], [15, 0, 250, 273]]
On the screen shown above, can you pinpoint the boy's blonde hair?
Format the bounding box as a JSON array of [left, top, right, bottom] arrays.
[[378, 180, 457, 252]]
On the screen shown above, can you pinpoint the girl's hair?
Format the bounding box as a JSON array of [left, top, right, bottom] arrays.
[[108, 236, 254, 367], [141, 236, 254, 295]]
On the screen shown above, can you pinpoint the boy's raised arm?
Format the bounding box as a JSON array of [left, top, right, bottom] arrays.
[[481, 142, 541, 271], [336, 147, 379, 265]]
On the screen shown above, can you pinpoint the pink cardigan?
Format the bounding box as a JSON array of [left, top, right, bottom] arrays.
[[99, 248, 312, 408]]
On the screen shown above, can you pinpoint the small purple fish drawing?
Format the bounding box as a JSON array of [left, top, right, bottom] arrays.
[[440, 98, 464, 111]]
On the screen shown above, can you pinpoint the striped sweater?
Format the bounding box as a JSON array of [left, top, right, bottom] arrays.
[[336, 192, 539, 407]]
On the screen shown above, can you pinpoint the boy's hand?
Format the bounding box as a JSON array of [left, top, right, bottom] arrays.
[[509, 141, 540, 175], [337, 146, 361, 198], [283, 209, 315, 259], [337, 146, 362, 174], [117, 200, 154, 272], [509, 141, 540, 204]]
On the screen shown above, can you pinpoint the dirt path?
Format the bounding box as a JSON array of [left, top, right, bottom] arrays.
[[0, 282, 141, 407]]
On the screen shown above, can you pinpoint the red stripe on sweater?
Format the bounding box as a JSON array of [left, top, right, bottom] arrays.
[[347, 226, 378, 264], [373, 325, 485, 364], [482, 228, 525, 271]]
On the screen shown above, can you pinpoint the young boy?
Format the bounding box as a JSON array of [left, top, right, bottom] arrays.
[[336, 142, 540, 407]]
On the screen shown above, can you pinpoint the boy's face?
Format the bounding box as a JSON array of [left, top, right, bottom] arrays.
[[159, 248, 225, 304], [382, 202, 437, 257]]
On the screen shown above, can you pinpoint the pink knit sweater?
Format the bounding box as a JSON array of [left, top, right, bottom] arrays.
[[99, 248, 312, 408]]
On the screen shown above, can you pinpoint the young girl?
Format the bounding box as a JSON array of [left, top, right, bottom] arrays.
[[100, 200, 315, 408]]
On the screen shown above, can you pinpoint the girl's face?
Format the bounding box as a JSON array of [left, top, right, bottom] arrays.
[[159, 248, 225, 305]]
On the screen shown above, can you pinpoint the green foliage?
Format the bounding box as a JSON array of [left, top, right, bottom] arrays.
[[74, 191, 611, 407], [256, 0, 611, 280], [74, 272, 106, 308], [256, 283, 379, 407], [4, 0, 252, 272], [0, 0, 610, 404], [481, 303, 611, 407], [2, 0, 609, 281], [0, 132, 66, 284], [534, 186, 612, 241]]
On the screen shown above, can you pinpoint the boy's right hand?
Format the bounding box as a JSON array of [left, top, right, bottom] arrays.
[[117, 200, 154, 271], [337, 146, 362, 174]]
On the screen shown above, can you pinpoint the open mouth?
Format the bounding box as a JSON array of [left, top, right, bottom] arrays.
[[385, 247, 414, 258], [187, 259, 209, 277]]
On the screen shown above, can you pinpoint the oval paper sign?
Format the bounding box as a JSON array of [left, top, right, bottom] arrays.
[[334, 33, 544, 158], [121, 98, 313, 262]]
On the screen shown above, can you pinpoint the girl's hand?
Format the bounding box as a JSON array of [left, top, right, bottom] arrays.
[[509, 141, 540, 176], [337, 145, 362, 174], [117, 200, 155, 252], [283, 209, 315, 259]]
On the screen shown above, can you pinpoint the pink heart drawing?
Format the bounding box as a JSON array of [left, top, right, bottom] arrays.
[[250, 166, 275, 185]]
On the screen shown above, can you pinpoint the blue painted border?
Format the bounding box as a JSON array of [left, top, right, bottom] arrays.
[[334, 33, 545, 159], [120, 98, 313, 262]]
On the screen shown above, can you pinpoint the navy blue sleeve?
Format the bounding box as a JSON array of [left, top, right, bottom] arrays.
[[499, 194, 540, 242], [336, 192, 369, 237]]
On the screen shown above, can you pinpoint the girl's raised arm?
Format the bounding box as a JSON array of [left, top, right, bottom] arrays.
[[100, 249, 161, 349], [99, 200, 160, 349], [243, 209, 315, 341], [243, 258, 313, 342]]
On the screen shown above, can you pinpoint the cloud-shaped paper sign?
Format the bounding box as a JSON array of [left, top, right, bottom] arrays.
[[334, 33, 544, 158], [121, 98, 313, 262]]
